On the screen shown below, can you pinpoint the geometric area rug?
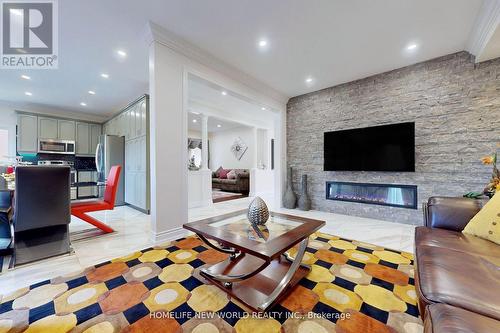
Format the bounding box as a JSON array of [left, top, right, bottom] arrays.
[[0, 232, 422, 332]]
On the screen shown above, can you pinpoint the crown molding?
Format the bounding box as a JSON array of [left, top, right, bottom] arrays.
[[466, 0, 500, 62], [144, 21, 289, 106]]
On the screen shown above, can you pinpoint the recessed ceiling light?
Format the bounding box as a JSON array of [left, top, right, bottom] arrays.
[[258, 39, 268, 48], [80, 102, 87, 106], [192, 119, 197, 123], [117, 50, 127, 57], [88, 90, 95, 95], [217, 124, 222, 128], [101, 73, 109, 79], [261, 107, 266, 111], [24, 91, 32, 96], [21, 74, 31, 80], [305, 77, 314, 84], [406, 43, 418, 51], [221, 91, 227, 96]]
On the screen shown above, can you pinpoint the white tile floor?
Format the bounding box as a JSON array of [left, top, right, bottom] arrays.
[[0, 197, 416, 297]]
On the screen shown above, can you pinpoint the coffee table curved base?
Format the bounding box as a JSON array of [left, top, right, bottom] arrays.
[[197, 236, 310, 312]]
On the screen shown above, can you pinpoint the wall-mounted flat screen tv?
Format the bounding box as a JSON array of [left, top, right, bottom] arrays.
[[324, 122, 415, 172]]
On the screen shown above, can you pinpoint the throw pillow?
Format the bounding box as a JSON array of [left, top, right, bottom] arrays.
[[463, 192, 500, 245], [215, 166, 224, 178], [219, 169, 230, 179], [227, 170, 237, 179]]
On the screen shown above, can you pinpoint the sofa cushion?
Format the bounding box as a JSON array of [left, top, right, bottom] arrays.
[[227, 170, 237, 179], [415, 227, 500, 257], [219, 169, 230, 179], [463, 192, 500, 245], [212, 178, 222, 184], [219, 179, 237, 185], [215, 166, 223, 178], [424, 303, 500, 333], [415, 243, 500, 320]]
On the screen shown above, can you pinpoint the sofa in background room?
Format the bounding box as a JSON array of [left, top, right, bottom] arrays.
[[212, 167, 249, 194]]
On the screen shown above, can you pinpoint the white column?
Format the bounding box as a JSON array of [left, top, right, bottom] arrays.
[[148, 38, 188, 243], [249, 127, 258, 197], [252, 127, 258, 169], [201, 114, 209, 170]]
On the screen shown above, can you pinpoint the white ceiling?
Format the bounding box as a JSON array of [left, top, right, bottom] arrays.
[[188, 75, 275, 131], [0, 0, 488, 118]]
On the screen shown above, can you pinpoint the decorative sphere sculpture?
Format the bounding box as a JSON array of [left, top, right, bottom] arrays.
[[247, 196, 269, 226]]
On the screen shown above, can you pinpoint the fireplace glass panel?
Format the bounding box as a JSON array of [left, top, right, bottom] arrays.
[[326, 181, 417, 209]]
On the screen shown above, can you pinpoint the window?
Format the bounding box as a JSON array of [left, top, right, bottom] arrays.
[[0, 129, 9, 162]]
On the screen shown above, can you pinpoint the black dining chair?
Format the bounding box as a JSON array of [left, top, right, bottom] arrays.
[[13, 166, 72, 265], [0, 192, 12, 255], [0, 165, 13, 255]]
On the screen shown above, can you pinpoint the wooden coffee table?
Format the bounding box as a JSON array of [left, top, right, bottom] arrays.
[[183, 209, 325, 312]]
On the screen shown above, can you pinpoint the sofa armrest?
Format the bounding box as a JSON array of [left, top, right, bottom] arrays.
[[423, 196, 487, 231]]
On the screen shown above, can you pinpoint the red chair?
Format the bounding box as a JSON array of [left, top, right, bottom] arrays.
[[71, 165, 121, 233]]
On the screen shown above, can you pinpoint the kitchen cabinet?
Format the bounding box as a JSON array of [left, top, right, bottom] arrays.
[[128, 106, 136, 139], [105, 95, 149, 212], [16, 113, 100, 156], [76, 122, 101, 156], [38, 117, 75, 141], [125, 137, 147, 209], [90, 124, 101, 156], [17, 114, 38, 153], [38, 117, 58, 139], [76, 122, 90, 155], [58, 120, 76, 140]]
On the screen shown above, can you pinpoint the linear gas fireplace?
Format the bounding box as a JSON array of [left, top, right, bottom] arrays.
[[326, 181, 417, 209]]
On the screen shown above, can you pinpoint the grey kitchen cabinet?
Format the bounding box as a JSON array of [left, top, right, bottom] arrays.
[[38, 117, 58, 139], [76, 122, 101, 156], [58, 120, 76, 140], [105, 94, 149, 213], [75, 122, 90, 155], [90, 124, 101, 156], [17, 114, 38, 153], [16, 112, 100, 156], [128, 106, 136, 139], [39, 117, 75, 141]]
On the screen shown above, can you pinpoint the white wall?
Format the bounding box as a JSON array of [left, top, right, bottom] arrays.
[[188, 129, 201, 139], [209, 126, 255, 170]]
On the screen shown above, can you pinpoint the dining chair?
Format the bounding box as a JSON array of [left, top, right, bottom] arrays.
[[0, 192, 12, 255], [71, 165, 121, 233], [13, 166, 71, 266]]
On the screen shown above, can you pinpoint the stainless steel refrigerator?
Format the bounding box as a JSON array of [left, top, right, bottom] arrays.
[[96, 135, 125, 205]]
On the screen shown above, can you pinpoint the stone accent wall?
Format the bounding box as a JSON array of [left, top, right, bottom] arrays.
[[287, 52, 500, 225]]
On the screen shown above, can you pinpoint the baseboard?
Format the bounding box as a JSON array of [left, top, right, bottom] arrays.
[[150, 227, 190, 244], [188, 199, 213, 209], [127, 203, 151, 215]]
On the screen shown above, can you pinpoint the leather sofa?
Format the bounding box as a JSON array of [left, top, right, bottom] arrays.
[[212, 169, 249, 194], [416, 197, 500, 332]]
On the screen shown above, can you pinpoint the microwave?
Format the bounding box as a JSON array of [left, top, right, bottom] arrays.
[[38, 139, 76, 154]]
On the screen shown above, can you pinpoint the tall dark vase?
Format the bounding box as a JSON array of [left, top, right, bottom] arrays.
[[283, 167, 297, 209], [297, 174, 311, 211]]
